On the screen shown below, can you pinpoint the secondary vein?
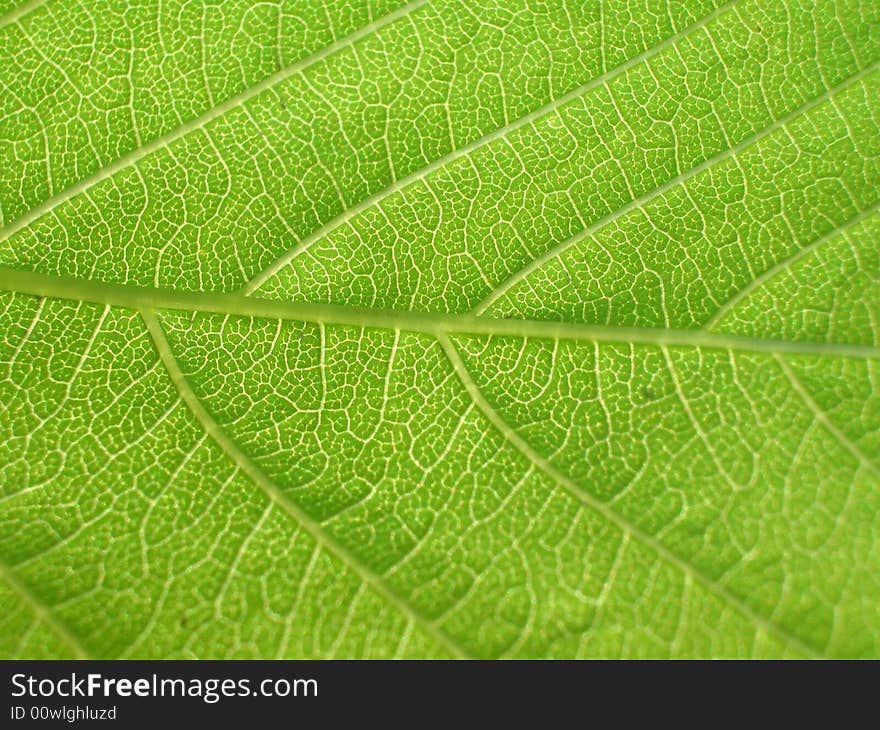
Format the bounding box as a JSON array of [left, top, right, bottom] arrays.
[[0, 0, 49, 30], [241, 0, 741, 294], [140, 308, 470, 660], [0, 555, 91, 659], [774, 354, 880, 477], [437, 333, 821, 659], [703, 202, 880, 330], [0, 0, 430, 243], [473, 62, 879, 314]]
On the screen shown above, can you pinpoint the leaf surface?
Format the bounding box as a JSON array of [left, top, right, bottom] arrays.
[[0, 0, 878, 658]]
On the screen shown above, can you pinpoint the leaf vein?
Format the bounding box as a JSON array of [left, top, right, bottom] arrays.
[[241, 0, 742, 294], [774, 354, 880, 476], [474, 62, 879, 314], [437, 333, 822, 659], [0, 0, 430, 242], [0, 0, 50, 30], [2, 266, 877, 360], [0, 555, 91, 659], [139, 307, 470, 660], [704, 203, 880, 330]]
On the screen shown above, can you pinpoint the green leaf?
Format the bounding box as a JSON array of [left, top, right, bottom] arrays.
[[0, 0, 878, 659]]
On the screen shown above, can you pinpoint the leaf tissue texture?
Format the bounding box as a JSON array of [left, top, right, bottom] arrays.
[[0, 0, 878, 660]]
